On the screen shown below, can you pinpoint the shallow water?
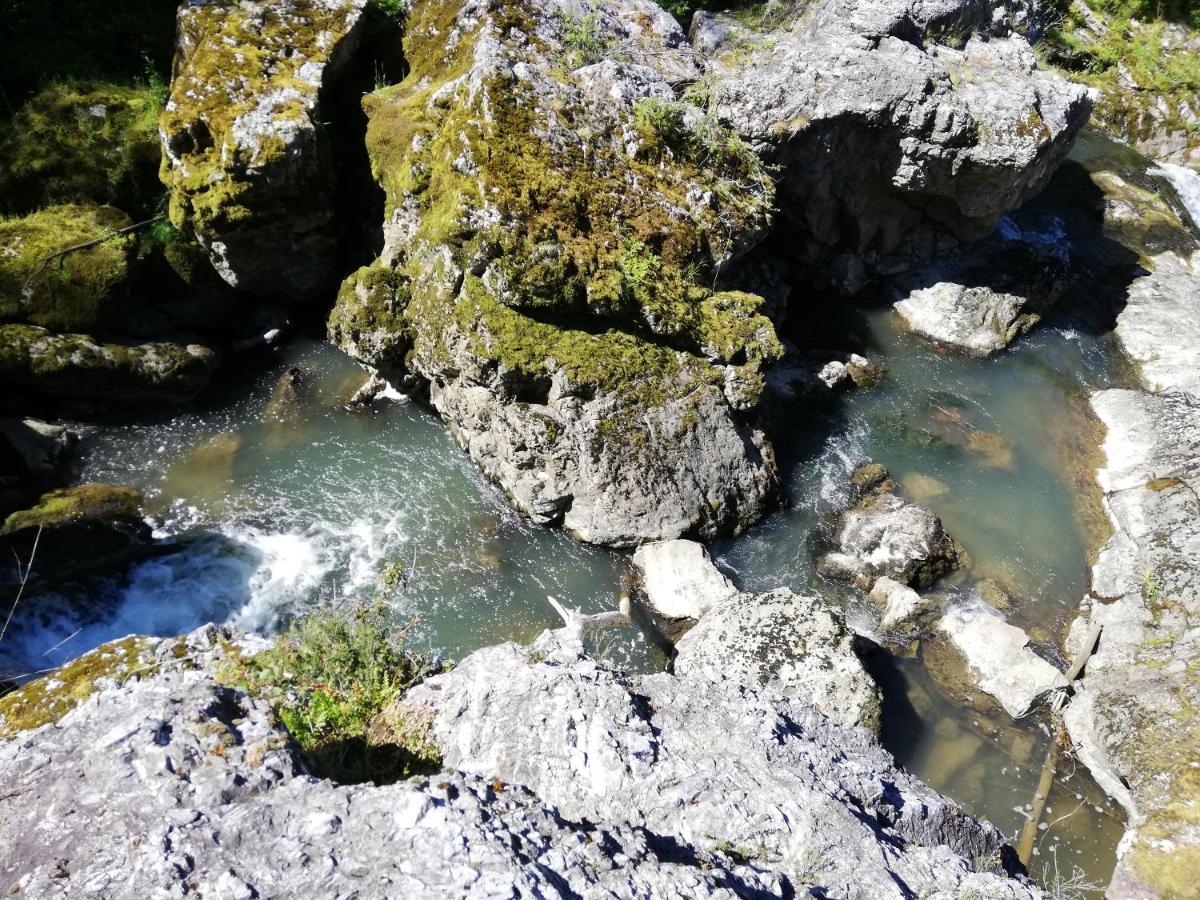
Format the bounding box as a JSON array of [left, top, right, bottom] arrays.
[[10, 131, 1192, 894]]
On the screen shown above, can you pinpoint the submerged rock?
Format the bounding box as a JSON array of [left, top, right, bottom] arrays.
[[0, 626, 1038, 898], [674, 587, 882, 732], [159, 0, 370, 301], [629, 538, 738, 637], [1063, 388, 1200, 897], [820, 465, 964, 590], [0, 324, 217, 407], [699, 0, 1092, 291], [936, 601, 1067, 719]]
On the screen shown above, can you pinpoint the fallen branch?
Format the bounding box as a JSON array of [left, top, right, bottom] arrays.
[[0, 525, 41, 645], [20, 216, 163, 299], [546, 593, 631, 637]]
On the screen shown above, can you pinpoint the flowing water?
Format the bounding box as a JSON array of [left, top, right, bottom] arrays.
[[8, 131, 1197, 893]]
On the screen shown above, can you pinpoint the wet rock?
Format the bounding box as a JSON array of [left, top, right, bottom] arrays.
[[0, 418, 77, 519], [263, 366, 311, 423], [820, 466, 964, 590], [701, 0, 1092, 290], [0, 625, 1038, 898], [0, 484, 154, 588], [1063, 388, 1200, 897], [674, 587, 882, 732], [936, 601, 1067, 719], [869, 576, 937, 634], [0, 324, 217, 408], [1114, 250, 1200, 396], [899, 471, 951, 504], [892, 228, 1072, 356], [160, 0, 370, 301], [331, 0, 782, 547], [629, 538, 738, 637]]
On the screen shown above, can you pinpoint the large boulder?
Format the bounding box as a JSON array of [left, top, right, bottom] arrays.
[[332, 0, 784, 546], [0, 625, 1039, 898], [696, 0, 1092, 292], [0, 324, 218, 408], [673, 587, 882, 732], [1063, 388, 1200, 898], [159, 0, 370, 301], [819, 466, 964, 590], [1113, 250, 1200, 396]]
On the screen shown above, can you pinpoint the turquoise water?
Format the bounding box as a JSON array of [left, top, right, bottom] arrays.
[[10, 129, 1196, 893]]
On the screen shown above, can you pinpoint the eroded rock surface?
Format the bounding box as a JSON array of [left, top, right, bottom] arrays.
[[820, 466, 964, 590], [0, 625, 1041, 898], [1063, 388, 1200, 897], [1114, 250, 1200, 396], [697, 0, 1093, 291], [160, 0, 369, 300]]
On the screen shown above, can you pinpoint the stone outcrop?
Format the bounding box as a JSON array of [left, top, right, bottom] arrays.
[[820, 465, 964, 590], [629, 538, 738, 635], [674, 587, 882, 732], [159, 0, 370, 301], [936, 600, 1067, 719], [0, 625, 1040, 898], [1112, 250, 1200, 396], [696, 0, 1093, 292], [331, 0, 784, 546], [1063, 388, 1200, 897], [0, 324, 218, 407], [0, 418, 76, 519], [892, 221, 1072, 355]]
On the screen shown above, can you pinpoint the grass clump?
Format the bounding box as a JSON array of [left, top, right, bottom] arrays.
[[561, 9, 616, 67], [225, 601, 441, 785]]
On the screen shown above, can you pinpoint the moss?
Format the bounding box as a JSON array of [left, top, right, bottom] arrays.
[[327, 263, 413, 370], [0, 636, 156, 738], [1, 484, 143, 535], [0, 205, 136, 332], [0, 81, 163, 216], [0, 323, 217, 404], [350, 0, 780, 426], [159, 0, 362, 238]]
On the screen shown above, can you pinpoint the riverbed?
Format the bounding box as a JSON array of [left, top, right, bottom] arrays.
[[7, 130, 1199, 894]]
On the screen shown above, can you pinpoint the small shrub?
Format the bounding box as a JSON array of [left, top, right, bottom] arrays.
[[226, 601, 441, 784], [561, 9, 614, 67]]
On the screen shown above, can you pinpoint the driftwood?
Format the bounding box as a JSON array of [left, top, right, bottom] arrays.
[[1016, 622, 1103, 866], [546, 593, 632, 638], [20, 216, 162, 299]]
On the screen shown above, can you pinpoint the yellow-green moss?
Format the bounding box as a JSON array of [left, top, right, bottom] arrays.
[[160, 0, 362, 236], [0, 81, 162, 215], [1, 484, 142, 535], [327, 263, 413, 369], [0, 204, 135, 331], [0, 636, 156, 738]]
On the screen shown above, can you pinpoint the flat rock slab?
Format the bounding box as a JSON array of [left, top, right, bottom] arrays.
[[630, 538, 738, 633], [674, 587, 882, 732], [938, 602, 1067, 719], [1114, 250, 1200, 396]]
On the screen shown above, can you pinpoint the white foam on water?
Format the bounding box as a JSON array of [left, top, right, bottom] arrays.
[[1150, 161, 1200, 230]]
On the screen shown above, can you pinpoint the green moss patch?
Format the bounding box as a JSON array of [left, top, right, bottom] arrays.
[[1, 484, 143, 536], [0, 204, 136, 332], [0, 636, 156, 739], [0, 81, 163, 216]]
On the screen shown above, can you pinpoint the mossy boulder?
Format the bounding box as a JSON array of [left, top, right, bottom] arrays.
[[0, 205, 136, 332], [330, 0, 783, 545], [0, 81, 162, 216], [0, 323, 218, 408], [0, 484, 154, 592], [159, 0, 369, 301]]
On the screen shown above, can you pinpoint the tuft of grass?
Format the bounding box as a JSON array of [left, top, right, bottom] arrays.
[[224, 601, 441, 785], [561, 9, 615, 67]]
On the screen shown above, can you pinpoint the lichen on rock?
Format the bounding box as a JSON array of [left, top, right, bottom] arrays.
[[159, 0, 370, 300], [331, 0, 785, 545]]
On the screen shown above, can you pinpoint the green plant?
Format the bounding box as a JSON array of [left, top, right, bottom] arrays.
[[1143, 567, 1164, 602], [226, 601, 441, 784], [561, 9, 614, 67], [618, 237, 660, 297], [369, 0, 406, 19]]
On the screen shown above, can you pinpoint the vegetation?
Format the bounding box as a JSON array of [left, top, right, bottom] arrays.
[[561, 10, 616, 67], [223, 601, 441, 785]]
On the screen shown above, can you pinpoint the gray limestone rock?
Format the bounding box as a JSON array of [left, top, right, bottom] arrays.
[[1113, 250, 1200, 396], [0, 625, 1043, 899], [629, 538, 738, 635]]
